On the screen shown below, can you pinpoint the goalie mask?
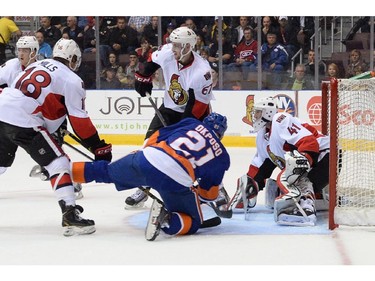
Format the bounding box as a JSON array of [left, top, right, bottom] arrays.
[[252, 97, 278, 132], [203, 112, 228, 140], [53, 38, 82, 71]]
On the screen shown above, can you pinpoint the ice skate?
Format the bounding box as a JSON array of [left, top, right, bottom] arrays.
[[125, 188, 149, 209], [59, 200, 96, 236], [145, 199, 169, 241]]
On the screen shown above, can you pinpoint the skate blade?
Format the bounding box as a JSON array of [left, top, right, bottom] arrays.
[[63, 225, 96, 236], [124, 202, 146, 210], [75, 191, 84, 200], [145, 201, 162, 241], [29, 165, 48, 180]]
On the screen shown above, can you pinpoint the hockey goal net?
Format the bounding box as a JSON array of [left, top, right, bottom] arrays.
[[322, 78, 375, 229]]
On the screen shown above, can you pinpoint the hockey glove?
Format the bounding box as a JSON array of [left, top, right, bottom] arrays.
[[284, 150, 311, 185], [52, 120, 68, 146], [91, 140, 112, 161], [134, 71, 153, 97]]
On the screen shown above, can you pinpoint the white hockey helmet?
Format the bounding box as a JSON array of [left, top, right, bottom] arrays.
[[169, 26, 197, 58], [53, 38, 81, 71], [16, 36, 39, 53], [16, 36, 39, 65], [252, 97, 278, 132]]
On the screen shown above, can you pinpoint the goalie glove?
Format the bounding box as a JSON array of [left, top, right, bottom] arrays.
[[134, 71, 153, 97], [228, 174, 259, 211], [284, 150, 311, 185]]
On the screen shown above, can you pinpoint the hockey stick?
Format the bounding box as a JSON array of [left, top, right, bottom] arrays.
[[63, 129, 93, 154], [209, 203, 233, 218], [63, 140, 94, 161], [139, 187, 222, 228], [146, 92, 167, 127]]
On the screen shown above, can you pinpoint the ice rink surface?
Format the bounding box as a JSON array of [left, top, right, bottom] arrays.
[[1, 145, 375, 279]]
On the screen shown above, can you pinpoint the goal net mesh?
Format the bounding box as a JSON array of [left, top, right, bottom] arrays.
[[329, 79, 375, 226]]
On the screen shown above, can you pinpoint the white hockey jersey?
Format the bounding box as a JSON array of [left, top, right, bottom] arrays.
[[0, 59, 97, 140], [0, 58, 23, 86], [268, 112, 330, 168], [152, 44, 214, 114]]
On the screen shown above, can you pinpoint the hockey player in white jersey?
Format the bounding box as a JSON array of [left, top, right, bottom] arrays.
[[0, 36, 83, 199], [0, 36, 39, 87], [0, 38, 112, 236], [125, 26, 230, 210], [233, 97, 330, 226]]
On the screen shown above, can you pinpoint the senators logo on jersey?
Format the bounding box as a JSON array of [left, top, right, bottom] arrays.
[[168, 74, 188, 105]]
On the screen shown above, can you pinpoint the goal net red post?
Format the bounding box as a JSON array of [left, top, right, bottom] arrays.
[[322, 76, 375, 230]]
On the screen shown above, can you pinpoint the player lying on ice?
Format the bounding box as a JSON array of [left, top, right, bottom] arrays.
[[228, 97, 330, 226], [71, 112, 230, 241]]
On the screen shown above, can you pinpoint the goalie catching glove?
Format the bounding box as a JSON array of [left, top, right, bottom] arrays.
[[284, 150, 311, 185], [134, 71, 153, 97], [90, 140, 112, 161]]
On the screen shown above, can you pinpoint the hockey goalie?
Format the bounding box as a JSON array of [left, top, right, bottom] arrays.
[[228, 97, 330, 226]]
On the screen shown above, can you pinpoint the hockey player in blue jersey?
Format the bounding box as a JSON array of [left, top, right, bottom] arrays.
[[71, 112, 230, 241]]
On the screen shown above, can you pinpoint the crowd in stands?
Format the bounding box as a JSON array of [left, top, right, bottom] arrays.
[[2, 16, 374, 90]]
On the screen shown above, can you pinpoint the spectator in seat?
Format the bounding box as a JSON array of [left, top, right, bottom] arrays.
[[283, 64, 314, 90], [231, 16, 251, 48], [199, 48, 209, 61], [83, 17, 96, 53], [122, 51, 143, 89], [37, 16, 61, 49], [142, 16, 159, 47], [227, 27, 257, 79], [208, 31, 234, 66], [109, 17, 139, 55], [275, 16, 299, 58], [206, 16, 231, 46], [194, 34, 207, 56], [35, 31, 52, 59], [101, 51, 126, 84], [250, 31, 289, 74], [257, 16, 278, 44], [100, 67, 122, 89], [304, 49, 325, 79], [136, 37, 154, 64], [62, 16, 84, 50], [163, 22, 175, 44], [323, 62, 341, 82], [345, 49, 368, 78]]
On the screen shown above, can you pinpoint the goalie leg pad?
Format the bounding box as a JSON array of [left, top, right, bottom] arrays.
[[274, 175, 317, 226], [265, 178, 279, 208], [315, 184, 329, 211]]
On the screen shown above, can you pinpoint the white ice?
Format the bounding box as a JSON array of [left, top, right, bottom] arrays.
[[1, 145, 375, 279]]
